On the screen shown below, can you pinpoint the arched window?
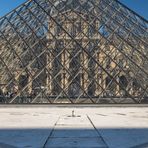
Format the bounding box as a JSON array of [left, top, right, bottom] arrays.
[[88, 81, 96, 96], [105, 76, 116, 96], [133, 78, 140, 90], [19, 75, 28, 89], [119, 75, 128, 89], [106, 76, 112, 89]]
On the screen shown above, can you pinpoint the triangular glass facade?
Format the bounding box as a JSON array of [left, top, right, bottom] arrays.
[[0, 0, 147, 103]]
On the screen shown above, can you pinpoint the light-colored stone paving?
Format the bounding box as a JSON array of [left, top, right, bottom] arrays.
[[45, 115, 107, 148], [0, 106, 148, 148]]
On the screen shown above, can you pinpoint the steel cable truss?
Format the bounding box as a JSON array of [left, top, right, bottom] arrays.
[[0, 0, 147, 104]]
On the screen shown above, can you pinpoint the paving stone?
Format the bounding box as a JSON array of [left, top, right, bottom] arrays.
[[0, 107, 148, 148], [45, 137, 106, 148], [51, 128, 99, 138]]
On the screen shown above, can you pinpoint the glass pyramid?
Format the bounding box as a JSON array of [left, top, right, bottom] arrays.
[[0, 0, 147, 103]]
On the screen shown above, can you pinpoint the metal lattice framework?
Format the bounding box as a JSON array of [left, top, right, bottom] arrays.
[[0, 0, 148, 104]]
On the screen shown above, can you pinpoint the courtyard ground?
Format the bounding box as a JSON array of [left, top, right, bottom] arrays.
[[0, 105, 148, 148]]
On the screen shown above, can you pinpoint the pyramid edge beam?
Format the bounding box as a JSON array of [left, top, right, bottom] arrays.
[[0, 0, 147, 23], [115, 0, 148, 23]]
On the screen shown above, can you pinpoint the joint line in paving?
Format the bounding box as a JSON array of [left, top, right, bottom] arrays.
[[43, 116, 60, 148], [87, 115, 109, 148]]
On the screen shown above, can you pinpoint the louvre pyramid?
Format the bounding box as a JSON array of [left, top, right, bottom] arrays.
[[0, 0, 147, 104]]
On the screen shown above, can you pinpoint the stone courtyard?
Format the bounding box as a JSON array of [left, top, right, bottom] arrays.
[[0, 105, 148, 148]]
